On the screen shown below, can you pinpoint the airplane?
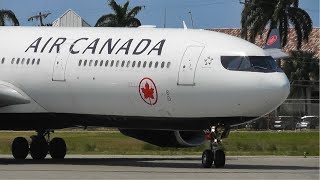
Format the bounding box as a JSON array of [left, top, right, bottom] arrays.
[[0, 26, 290, 168]]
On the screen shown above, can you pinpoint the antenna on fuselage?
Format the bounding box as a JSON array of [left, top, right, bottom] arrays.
[[183, 21, 188, 30]]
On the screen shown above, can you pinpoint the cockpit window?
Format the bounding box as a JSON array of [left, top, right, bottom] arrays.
[[221, 56, 278, 72]]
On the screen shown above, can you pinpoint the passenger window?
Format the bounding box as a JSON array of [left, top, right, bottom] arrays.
[[1, 58, 5, 64], [84, 60, 87, 66], [100, 60, 104, 66], [79, 60, 82, 66], [132, 61, 136, 68], [37, 59, 40, 65], [32, 58, 35, 65], [110, 60, 114, 67], [149, 61, 153, 68], [121, 60, 125, 67], [155, 62, 159, 68], [143, 61, 147, 68], [27, 58, 30, 65], [94, 60, 98, 66], [137, 61, 141, 68], [126, 61, 130, 68], [21, 58, 25, 65], [116, 60, 119, 67], [161, 62, 165, 68], [167, 62, 171, 68], [11, 58, 15, 64], [89, 60, 93, 66], [16, 58, 20, 64], [105, 60, 109, 67]]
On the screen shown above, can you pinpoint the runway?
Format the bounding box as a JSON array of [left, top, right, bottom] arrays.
[[0, 155, 319, 179]]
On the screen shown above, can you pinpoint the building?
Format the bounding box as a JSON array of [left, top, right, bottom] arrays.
[[208, 28, 319, 58], [52, 9, 91, 27]]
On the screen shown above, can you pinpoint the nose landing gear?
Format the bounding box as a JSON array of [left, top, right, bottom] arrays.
[[202, 125, 229, 168], [11, 130, 67, 160]]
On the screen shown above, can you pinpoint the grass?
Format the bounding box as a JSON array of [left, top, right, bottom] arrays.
[[223, 131, 319, 156], [0, 131, 318, 156]]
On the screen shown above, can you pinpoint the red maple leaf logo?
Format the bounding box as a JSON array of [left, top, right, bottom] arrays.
[[141, 82, 155, 99], [267, 35, 277, 45]]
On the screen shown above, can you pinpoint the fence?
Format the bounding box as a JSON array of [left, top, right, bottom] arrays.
[[237, 99, 319, 130]]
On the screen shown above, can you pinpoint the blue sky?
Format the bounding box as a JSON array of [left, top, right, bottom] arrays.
[[1, 0, 319, 28]]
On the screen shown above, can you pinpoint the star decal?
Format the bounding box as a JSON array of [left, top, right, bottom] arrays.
[[204, 56, 214, 66]]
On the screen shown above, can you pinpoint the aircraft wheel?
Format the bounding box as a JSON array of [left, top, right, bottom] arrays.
[[49, 137, 66, 159], [30, 136, 48, 160], [12, 137, 29, 160], [202, 149, 213, 168], [214, 149, 225, 168]]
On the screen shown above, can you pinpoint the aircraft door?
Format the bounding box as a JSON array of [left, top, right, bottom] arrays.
[[52, 44, 71, 81], [178, 46, 204, 86]]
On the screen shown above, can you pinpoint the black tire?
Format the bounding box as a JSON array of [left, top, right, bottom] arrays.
[[49, 137, 66, 159], [202, 149, 213, 168], [11, 137, 29, 160], [214, 149, 225, 168], [30, 136, 48, 160]]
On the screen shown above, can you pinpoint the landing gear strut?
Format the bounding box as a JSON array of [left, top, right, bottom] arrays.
[[30, 131, 49, 160], [202, 124, 230, 168], [11, 130, 67, 160]]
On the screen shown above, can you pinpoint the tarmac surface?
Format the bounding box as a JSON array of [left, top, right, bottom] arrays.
[[0, 155, 319, 179]]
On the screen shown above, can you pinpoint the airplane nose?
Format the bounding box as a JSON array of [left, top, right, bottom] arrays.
[[276, 74, 290, 102], [263, 72, 290, 107], [278, 73, 290, 101]]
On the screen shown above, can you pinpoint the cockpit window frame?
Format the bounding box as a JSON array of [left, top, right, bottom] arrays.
[[221, 56, 278, 73]]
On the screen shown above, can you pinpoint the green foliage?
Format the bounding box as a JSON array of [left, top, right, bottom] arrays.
[[95, 0, 144, 27], [284, 51, 319, 82], [223, 131, 319, 156], [267, 144, 277, 151], [27, 12, 52, 26], [0, 9, 19, 26], [283, 50, 319, 98], [84, 143, 97, 152], [241, 0, 313, 49]]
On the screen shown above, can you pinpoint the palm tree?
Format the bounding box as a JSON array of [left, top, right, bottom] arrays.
[[0, 9, 19, 26], [95, 0, 144, 27], [28, 12, 51, 26], [241, 0, 313, 49]]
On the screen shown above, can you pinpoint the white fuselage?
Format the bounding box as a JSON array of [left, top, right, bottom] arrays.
[[0, 27, 290, 130]]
